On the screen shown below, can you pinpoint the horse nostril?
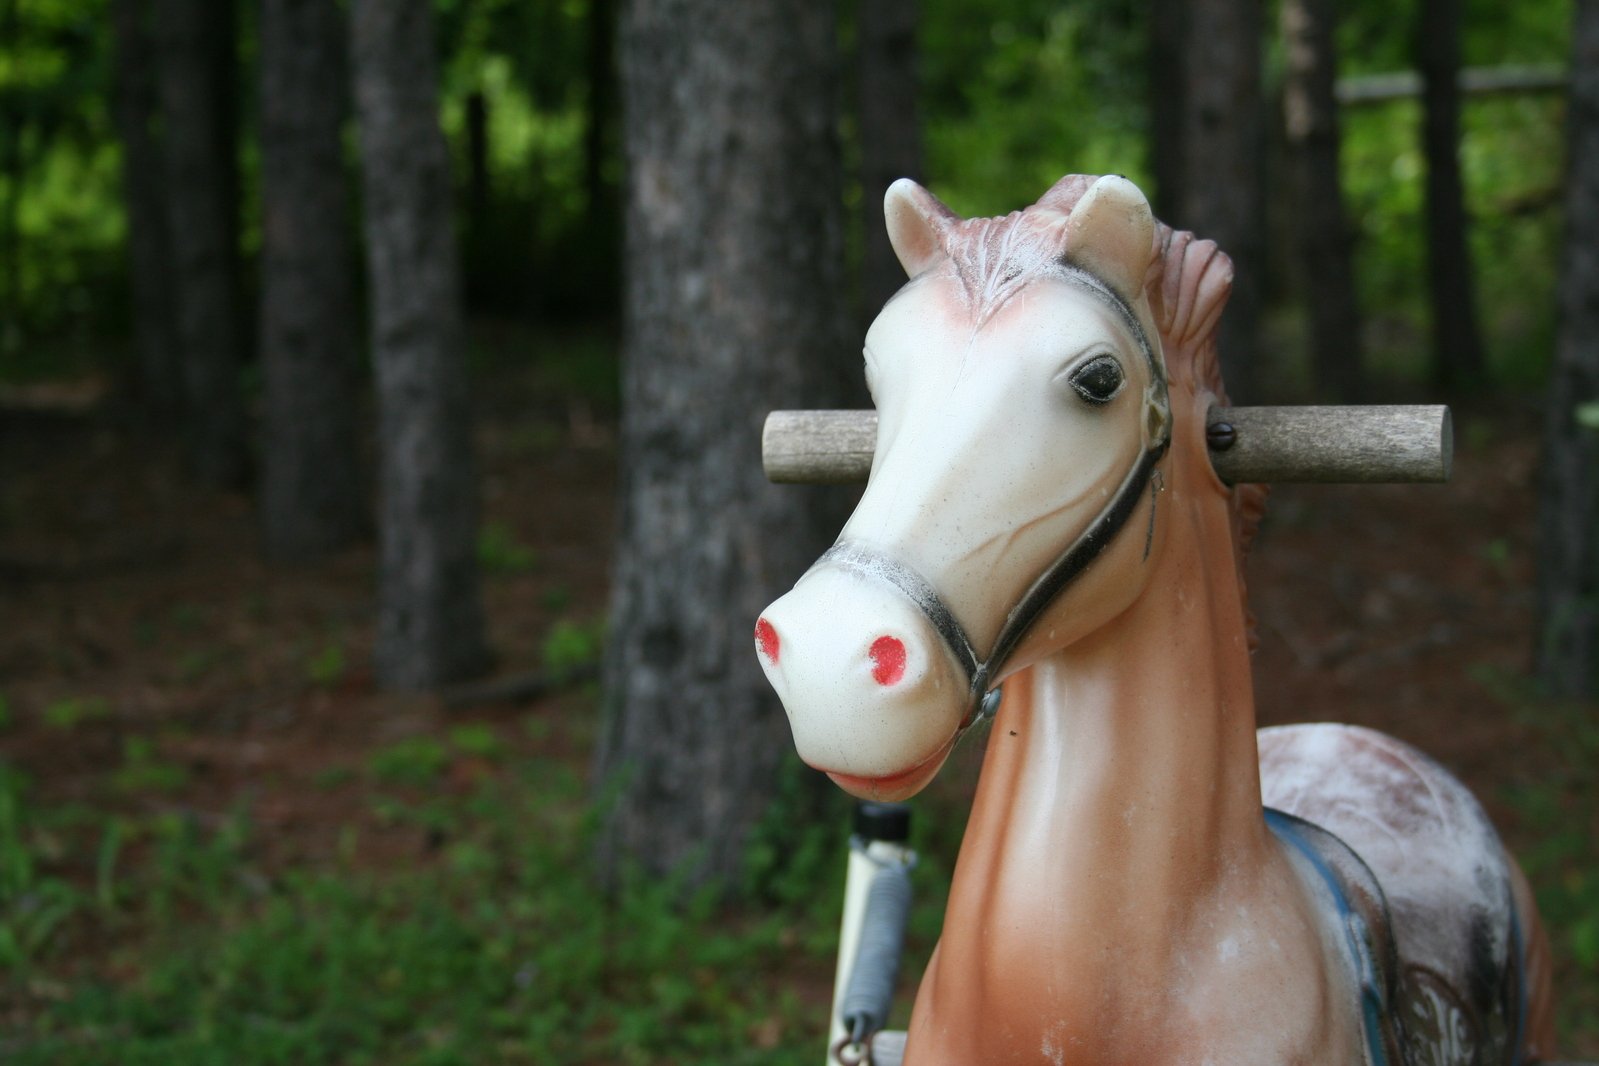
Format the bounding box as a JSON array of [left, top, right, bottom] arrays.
[[755, 618, 781, 664], [869, 635, 907, 686]]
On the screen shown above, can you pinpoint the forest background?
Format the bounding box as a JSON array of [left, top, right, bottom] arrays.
[[2, 0, 1596, 1062]]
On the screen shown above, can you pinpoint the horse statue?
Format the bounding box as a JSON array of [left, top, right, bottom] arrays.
[[754, 174, 1565, 1065]]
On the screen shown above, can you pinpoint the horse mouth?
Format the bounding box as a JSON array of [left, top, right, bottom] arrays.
[[810, 733, 958, 801]]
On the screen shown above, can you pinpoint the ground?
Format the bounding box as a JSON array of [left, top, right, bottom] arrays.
[[0, 354, 1594, 1060]]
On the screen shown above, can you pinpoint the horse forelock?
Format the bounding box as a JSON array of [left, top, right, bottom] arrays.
[[937, 174, 1106, 325]]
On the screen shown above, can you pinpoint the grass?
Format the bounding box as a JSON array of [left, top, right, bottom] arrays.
[[1493, 677, 1599, 1047], [0, 739, 861, 1065]]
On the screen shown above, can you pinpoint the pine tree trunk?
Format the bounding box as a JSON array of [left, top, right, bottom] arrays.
[[351, 0, 490, 689], [1417, 0, 1487, 390], [1535, 0, 1599, 698], [154, 0, 248, 486], [595, 0, 855, 892], [258, 0, 364, 560], [1176, 0, 1265, 401], [858, 0, 923, 322], [111, 0, 180, 413], [1147, 0, 1188, 222], [1281, 0, 1364, 402]]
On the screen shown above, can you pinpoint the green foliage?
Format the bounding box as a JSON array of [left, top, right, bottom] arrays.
[[4, 765, 832, 1065], [367, 738, 452, 788], [306, 644, 347, 687], [921, 0, 1148, 215], [42, 696, 110, 730], [541, 617, 606, 675], [1479, 667, 1599, 1044], [0, 763, 83, 974], [447, 723, 506, 761], [112, 737, 188, 794], [0, 0, 122, 353], [476, 521, 539, 576]]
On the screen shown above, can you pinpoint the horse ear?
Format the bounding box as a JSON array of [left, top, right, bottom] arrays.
[[1063, 175, 1156, 303], [884, 178, 960, 278]]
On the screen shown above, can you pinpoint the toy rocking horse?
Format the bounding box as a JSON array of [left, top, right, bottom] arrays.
[[754, 174, 1573, 1065]]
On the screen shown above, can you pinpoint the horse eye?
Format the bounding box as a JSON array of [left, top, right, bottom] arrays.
[[1066, 355, 1125, 406]]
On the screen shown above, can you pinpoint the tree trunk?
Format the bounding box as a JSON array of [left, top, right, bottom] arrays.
[[258, 0, 364, 560], [1281, 0, 1364, 402], [1175, 0, 1265, 402], [1417, 0, 1487, 390], [858, 0, 922, 323], [154, 0, 248, 485], [595, 0, 855, 892], [351, 0, 490, 689], [1147, 0, 1188, 222], [1535, 0, 1599, 698], [112, 0, 179, 412]]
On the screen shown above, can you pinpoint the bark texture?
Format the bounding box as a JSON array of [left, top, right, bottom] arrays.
[[1174, 0, 1265, 401], [596, 0, 855, 891], [111, 0, 180, 414], [1417, 0, 1487, 389], [1536, 0, 1599, 697], [1281, 0, 1364, 402], [154, 0, 248, 485], [351, 0, 490, 689], [258, 0, 364, 561], [858, 0, 923, 322]]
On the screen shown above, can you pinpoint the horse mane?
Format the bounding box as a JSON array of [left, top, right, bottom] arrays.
[[1144, 221, 1271, 650], [937, 174, 1268, 646]]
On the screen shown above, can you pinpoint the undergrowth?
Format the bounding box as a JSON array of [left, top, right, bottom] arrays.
[[0, 750, 851, 1065], [1483, 668, 1599, 1051]]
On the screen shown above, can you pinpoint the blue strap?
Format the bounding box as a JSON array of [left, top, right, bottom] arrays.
[[1264, 809, 1389, 1066]]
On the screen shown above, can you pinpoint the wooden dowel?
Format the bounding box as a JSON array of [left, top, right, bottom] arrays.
[[762, 406, 1453, 485]]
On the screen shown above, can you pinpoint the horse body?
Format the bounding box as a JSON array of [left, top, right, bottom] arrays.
[[756, 174, 1555, 1064]]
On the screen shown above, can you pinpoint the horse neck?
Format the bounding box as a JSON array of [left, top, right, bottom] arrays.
[[943, 435, 1269, 972]]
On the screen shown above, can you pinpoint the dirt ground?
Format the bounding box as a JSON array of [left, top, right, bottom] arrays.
[[1, 369, 1594, 1055]]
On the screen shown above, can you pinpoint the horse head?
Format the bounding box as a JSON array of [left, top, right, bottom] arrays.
[[756, 174, 1181, 800]]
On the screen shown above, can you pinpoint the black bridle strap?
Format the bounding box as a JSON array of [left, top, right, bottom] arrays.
[[815, 542, 981, 683], [979, 442, 1165, 701], [807, 265, 1171, 727], [812, 439, 1164, 728]]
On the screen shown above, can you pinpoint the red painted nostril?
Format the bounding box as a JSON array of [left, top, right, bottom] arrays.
[[755, 618, 781, 664], [869, 635, 907, 686]]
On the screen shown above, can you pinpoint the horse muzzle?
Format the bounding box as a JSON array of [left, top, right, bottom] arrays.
[[756, 564, 970, 799]]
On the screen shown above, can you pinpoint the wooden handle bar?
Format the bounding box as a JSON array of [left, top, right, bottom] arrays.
[[762, 406, 1453, 485]]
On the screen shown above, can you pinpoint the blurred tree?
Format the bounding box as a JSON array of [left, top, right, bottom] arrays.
[[594, 0, 856, 892], [1172, 0, 1264, 401], [858, 0, 923, 322], [154, 0, 248, 485], [1417, 0, 1487, 389], [1536, 0, 1599, 698], [258, 0, 364, 560], [111, 0, 179, 412], [1147, 0, 1185, 221], [351, 0, 490, 688], [1281, 0, 1365, 402]]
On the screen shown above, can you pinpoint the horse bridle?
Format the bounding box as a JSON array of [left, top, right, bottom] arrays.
[[808, 266, 1172, 730]]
